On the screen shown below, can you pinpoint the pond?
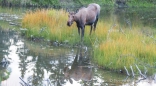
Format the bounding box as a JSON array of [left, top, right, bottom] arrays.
[[0, 7, 156, 86]]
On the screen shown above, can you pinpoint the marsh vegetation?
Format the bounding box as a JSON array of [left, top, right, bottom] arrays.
[[22, 7, 156, 75], [0, 4, 156, 85]]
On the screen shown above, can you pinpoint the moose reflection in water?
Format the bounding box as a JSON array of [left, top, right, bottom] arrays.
[[64, 46, 93, 84], [67, 3, 100, 41]]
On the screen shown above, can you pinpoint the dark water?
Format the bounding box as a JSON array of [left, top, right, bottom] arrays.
[[0, 7, 156, 86]]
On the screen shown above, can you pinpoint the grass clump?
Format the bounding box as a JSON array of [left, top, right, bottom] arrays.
[[94, 22, 156, 74], [22, 9, 80, 44]]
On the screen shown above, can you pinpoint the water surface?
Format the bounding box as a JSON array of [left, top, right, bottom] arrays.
[[0, 7, 156, 86]]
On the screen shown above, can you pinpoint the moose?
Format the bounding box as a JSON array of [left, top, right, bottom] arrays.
[[67, 3, 100, 41], [64, 46, 93, 84]]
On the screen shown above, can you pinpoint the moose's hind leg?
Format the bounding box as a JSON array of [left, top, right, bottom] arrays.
[[90, 24, 93, 35], [94, 18, 98, 31]]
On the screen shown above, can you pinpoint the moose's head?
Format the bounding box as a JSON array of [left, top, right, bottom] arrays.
[[67, 12, 76, 26]]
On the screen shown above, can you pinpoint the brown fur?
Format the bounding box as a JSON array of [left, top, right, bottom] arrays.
[[67, 3, 100, 41]]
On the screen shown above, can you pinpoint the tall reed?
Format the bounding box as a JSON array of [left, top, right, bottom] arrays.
[[94, 21, 156, 74], [22, 9, 80, 44]]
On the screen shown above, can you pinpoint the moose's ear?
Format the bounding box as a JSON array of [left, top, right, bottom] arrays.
[[66, 8, 69, 12], [72, 15, 75, 18], [75, 9, 79, 13], [66, 8, 70, 13]]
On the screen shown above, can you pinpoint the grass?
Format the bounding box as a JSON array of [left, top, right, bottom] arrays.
[[22, 9, 156, 75], [22, 9, 80, 44], [127, 0, 156, 7], [94, 30, 156, 73], [94, 19, 156, 74]]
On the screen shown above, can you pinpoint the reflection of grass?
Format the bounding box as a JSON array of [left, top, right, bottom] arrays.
[[0, 69, 10, 81], [25, 40, 75, 57], [0, 21, 10, 29], [22, 9, 156, 75]]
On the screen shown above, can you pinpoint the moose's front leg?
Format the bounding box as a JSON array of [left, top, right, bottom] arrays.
[[81, 26, 85, 42], [78, 27, 80, 35]]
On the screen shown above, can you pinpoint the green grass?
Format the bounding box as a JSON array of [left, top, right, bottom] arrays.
[[22, 9, 77, 44], [127, 0, 156, 7], [94, 30, 156, 74], [22, 9, 156, 75]]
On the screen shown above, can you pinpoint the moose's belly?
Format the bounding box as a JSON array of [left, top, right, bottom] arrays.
[[85, 17, 96, 25], [85, 22, 94, 25]]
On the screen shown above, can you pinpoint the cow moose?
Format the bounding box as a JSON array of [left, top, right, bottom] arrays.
[[67, 3, 100, 41]]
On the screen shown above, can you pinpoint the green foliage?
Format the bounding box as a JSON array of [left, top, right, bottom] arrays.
[[127, 0, 156, 7], [0, 0, 33, 6], [0, 0, 155, 7], [31, 0, 59, 6]]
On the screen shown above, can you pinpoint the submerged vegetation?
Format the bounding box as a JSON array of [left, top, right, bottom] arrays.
[[22, 9, 156, 75]]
